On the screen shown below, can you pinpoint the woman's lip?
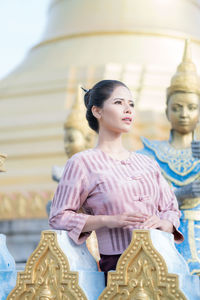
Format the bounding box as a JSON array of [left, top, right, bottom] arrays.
[[122, 119, 132, 124]]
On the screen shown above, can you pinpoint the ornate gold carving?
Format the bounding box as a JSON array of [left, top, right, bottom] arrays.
[[7, 230, 88, 300], [0, 152, 7, 172], [161, 170, 200, 187], [167, 39, 200, 100], [99, 230, 187, 300], [0, 191, 54, 220], [64, 84, 95, 158]]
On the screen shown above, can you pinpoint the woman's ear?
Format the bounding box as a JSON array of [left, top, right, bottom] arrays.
[[91, 106, 102, 120]]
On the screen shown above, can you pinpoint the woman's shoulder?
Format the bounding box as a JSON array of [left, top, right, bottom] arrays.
[[67, 149, 98, 169], [70, 149, 96, 160]]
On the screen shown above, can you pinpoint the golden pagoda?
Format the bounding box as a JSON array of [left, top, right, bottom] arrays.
[[1, 0, 200, 217]]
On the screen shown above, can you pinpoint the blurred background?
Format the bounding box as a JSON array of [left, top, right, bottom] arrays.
[[0, 0, 200, 264]]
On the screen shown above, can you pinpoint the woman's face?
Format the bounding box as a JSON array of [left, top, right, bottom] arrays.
[[166, 92, 199, 134], [96, 85, 134, 134]]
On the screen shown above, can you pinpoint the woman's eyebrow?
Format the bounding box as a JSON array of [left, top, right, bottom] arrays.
[[113, 98, 134, 102]]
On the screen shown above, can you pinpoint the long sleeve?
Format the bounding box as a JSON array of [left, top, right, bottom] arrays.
[[49, 155, 90, 244], [155, 161, 184, 243]]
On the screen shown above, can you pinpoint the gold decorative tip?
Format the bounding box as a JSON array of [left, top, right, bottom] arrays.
[[182, 39, 192, 63], [167, 39, 200, 100]]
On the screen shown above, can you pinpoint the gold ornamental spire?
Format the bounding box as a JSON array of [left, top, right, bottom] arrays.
[[64, 84, 91, 136], [167, 39, 200, 100]]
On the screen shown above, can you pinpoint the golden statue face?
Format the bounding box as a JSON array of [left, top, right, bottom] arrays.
[[166, 92, 199, 134], [64, 128, 85, 157]]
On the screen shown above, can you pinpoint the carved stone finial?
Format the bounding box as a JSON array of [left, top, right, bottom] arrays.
[[7, 231, 88, 300], [167, 39, 200, 100], [0, 153, 7, 172], [99, 230, 187, 300]]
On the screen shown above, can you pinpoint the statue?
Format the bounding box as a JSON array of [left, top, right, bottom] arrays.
[[64, 86, 95, 156], [138, 39, 200, 275], [52, 84, 95, 182]]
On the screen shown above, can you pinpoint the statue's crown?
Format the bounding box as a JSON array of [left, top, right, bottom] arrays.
[[64, 84, 91, 136], [167, 39, 200, 99]]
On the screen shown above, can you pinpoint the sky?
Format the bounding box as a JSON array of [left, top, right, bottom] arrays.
[[0, 0, 50, 80]]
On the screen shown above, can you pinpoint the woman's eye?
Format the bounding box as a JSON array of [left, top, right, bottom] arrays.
[[130, 103, 134, 108], [115, 101, 122, 104]]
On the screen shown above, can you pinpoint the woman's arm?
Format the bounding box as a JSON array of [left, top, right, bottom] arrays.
[[49, 156, 91, 244]]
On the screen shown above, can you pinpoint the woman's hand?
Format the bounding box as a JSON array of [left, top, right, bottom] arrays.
[[139, 215, 173, 233], [82, 213, 148, 232], [103, 213, 148, 229]]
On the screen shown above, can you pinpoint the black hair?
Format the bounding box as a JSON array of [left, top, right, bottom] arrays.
[[83, 80, 128, 132]]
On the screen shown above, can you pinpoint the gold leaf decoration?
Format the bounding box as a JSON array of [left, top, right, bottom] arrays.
[[0, 191, 54, 220], [99, 230, 187, 300], [7, 230, 88, 300]]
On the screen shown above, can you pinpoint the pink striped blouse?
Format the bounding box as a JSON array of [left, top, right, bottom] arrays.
[[49, 149, 183, 255]]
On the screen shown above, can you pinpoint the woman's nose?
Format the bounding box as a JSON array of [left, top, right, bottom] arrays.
[[124, 104, 132, 114]]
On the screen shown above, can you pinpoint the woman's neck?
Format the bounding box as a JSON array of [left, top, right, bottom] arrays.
[[169, 130, 193, 149], [95, 129, 128, 157]]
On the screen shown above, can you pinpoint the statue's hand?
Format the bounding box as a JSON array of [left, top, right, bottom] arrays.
[[175, 180, 200, 203], [191, 140, 200, 159]]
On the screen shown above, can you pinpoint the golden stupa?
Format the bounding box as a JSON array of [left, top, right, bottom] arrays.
[[1, 0, 200, 218]]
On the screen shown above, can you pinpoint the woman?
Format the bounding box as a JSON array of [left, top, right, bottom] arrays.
[[49, 80, 183, 282]]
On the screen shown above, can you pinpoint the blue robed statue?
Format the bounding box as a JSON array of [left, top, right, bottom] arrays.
[[138, 40, 200, 276]]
